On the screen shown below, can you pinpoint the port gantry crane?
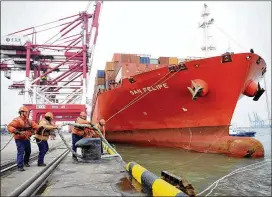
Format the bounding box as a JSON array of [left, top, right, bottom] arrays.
[[0, 1, 103, 122]]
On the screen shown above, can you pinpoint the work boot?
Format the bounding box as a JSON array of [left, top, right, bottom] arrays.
[[72, 157, 78, 162], [38, 163, 46, 167], [24, 163, 30, 167], [18, 167, 25, 171]]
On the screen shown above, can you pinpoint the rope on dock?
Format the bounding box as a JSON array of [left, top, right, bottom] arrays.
[[1, 135, 14, 151], [1, 128, 48, 152]]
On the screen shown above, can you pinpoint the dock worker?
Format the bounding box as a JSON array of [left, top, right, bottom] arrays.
[[92, 119, 106, 154], [93, 119, 106, 138], [7, 106, 39, 171], [83, 119, 106, 154], [36, 112, 58, 166], [72, 111, 94, 161]]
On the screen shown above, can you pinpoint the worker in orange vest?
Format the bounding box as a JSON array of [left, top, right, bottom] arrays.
[[82, 118, 106, 154], [72, 111, 94, 161], [7, 106, 39, 171], [36, 112, 58, 166], [91, 119, 106, 154], [92, 119, 106, 137]]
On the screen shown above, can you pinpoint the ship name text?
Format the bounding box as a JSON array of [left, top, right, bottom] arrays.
[[130, 83, 169, 95]]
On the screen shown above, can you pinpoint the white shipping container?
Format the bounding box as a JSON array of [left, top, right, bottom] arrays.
[[97, 84, 105, 90], [150, 58, 159, 64], [115, 67, 122, 83], [178, 58, 186, 63], [187, 56, 203, 60], [136, 54, 151, 58]]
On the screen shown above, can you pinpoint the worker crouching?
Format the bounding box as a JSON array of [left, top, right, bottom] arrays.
[[7, 106, 39, 171], [72, 112, 93, 161], [36, 112, 58, 166]]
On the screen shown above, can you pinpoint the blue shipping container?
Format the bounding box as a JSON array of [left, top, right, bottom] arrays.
[[150, 58, 159, 64], [140, 57, 150, 64], [97, 70, 105, 78]]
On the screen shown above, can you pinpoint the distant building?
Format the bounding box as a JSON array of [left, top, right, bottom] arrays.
[[248, 112, 271, 128], [1, 126, 8, 135]]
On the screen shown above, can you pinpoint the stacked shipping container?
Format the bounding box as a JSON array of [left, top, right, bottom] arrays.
[[93, 53, 203, 94], [91, 69, 106, 113], [94, 70, 106, 92]]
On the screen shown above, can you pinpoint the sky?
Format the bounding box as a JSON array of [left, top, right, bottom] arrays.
[[1, 1, 271, 126]]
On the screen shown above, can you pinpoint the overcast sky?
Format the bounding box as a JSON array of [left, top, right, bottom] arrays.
[[1, 1, 271, 126]]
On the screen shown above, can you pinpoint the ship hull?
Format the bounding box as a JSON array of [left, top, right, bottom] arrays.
[[92, 53, 266, 158]]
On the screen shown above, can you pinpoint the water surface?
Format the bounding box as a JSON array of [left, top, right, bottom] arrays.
[[115, 128, 271, 196]]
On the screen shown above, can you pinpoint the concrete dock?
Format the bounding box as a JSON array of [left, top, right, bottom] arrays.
[[1, 134, 146, 196], [38, 154, 146, 196], [1, 133, 184, 196], [1, 145, 68, 196]]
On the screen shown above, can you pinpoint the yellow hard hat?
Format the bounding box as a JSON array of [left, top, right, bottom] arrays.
[[45, 112, 54, 119], [80, 112, 87, 117], [19, 106, 29, 113]]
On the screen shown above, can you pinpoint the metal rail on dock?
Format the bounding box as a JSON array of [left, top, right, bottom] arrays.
[[1, 142, 69, 175], [7, 149, 69, 197]]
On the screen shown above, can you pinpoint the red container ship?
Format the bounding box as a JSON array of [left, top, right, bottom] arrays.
[[91, 4, 267, 158]]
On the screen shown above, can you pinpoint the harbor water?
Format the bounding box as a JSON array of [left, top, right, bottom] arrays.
[[115, 128, 271, 196]]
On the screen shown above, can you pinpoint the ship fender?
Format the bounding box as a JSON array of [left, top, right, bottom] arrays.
[[219, 136, 265, 158], [228, 138, 264, 158], [187, 79, 209, 100], [126, 162, 187, 196]]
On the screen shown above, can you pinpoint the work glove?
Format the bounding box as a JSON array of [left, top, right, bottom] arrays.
[[25, 131, 32, 137], [14, 130, 21, 135]]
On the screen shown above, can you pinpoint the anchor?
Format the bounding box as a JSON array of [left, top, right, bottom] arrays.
[[187, 80, 203, 100], [253, 82, 265, 101]]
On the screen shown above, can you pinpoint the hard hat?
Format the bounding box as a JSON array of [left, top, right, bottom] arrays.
[[80, 112, 87, 117], [19, 106, 29, 112], [99, 119, 106, 126], [45, 112, 54, 119]]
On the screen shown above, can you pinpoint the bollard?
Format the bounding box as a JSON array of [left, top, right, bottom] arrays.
[[75, 138, 102, 160]]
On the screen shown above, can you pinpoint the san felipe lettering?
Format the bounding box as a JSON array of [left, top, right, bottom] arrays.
[[130, 83, 169, 95]]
